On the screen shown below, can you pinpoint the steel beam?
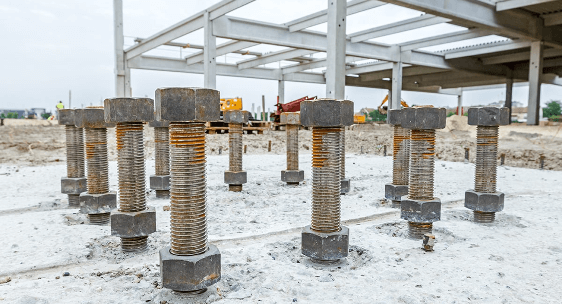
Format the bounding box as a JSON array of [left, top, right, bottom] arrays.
[[285, 0, 386, 32], [444, 41, 532, 59], [187, 41, 259, 65], [282, 56, 364, 74], [527, 41, 543, 125], [496, 0, 558, 12], [400, 29, 491, 51], [360, 65, 445, 81], [237, 49, 315, 70], [482, 48, 562, 65], [326, 0, 347, 99], [208, 0, 256, 20], [349, 14, 451, 43], [544, 11, 562, 27]]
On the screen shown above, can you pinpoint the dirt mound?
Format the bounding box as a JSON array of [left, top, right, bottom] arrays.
[[445, 115, 470, 131]]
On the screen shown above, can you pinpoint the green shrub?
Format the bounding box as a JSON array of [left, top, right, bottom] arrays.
[[447, 111, 456, 117], [543, 100, 561, 119], [368, 110, 387, 122], [41, 113, 51, 119]]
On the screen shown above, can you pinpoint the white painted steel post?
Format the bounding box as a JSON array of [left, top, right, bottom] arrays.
[[326, 0, 346, 100], [278, 80, 285, 104], [204, 11, 217, 89], [113, 0, 126, 97], [527, 41, 543, 125], [391, 61, 403, 110]]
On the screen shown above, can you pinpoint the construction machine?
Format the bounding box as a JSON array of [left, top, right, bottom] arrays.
[[220, 97, 243, 112], [354, 114, 366, 124], [377, 95, 409, 115], [270, 96, 317, 123]]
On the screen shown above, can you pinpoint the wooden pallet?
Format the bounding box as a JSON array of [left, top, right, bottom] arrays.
[[205, 121, 269, 135]]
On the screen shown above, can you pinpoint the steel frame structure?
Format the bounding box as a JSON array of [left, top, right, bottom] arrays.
[[114, 0, 562, 125]]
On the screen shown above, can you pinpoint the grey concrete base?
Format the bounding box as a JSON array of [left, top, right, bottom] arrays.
[[111, 206, 156, 238], [150, 175, 170, 191], [340, 179, 350, 194], [302, 225, 349, 261], [281, 170, 304, 184], [401, 199, 441, 223], [465, 190, 504, 212], [79, 191, 117, 214], [224, 171, 247, 185], [61, 177, 87, 195], [160, 245, 221, 292], [385, 183, 409, 201]]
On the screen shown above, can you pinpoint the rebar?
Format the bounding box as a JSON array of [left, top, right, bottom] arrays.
[[116, 122, 148, 251], [169, 122, 208, 256], [65, 125, 85, 207], [407, 129, 436, 238], [286, 124, 299, 171], [228, 122, 243, 192], [311, 127, 341, 233]]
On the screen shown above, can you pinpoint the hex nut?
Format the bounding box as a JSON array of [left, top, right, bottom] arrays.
[[79, 192, 117, 214], [280, 112, 300, 125], [149, 120, 170, 128], [385, 183, 409, 201], [341, 179, 350, 194], [300, 99, 354, 127], [223, 110, 249, 124], [224, 171, 247, 185], [302, 225, 349, 261], [155, 87, 220, 122], [160, 245, 221, 292], [387, 109, 405, 126], [75, 108, 115, 129], [61, 177, 87, 195], [401, 107, 447, 130], [281, 170, 304, 183], [104, 98, 154, 123], [401, 199, 441, 223], [111, 206, 156, 238], [467, 107, 510, 126], [150, 175, 170, 191], [58, 109, 76, 126], [465, 190, 504, 212]]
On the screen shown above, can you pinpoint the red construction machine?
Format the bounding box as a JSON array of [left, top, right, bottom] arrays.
[[270, 95, 317, 124]]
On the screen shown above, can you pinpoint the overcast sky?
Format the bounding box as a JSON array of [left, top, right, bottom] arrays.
[[1, 0, 561, 114]]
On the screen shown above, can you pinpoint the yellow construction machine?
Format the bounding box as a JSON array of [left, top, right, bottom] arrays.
[[377, 95, 408, 115], [220, 97, 243, 111], [354, 114, 366, 124]]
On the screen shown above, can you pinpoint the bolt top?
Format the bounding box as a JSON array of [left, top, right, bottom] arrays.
[[401, 106, 446, 130], [104, 98, 154, 123], [387, 109, 405, 126], [155, 87, 220, 122], [300, 98, 354, 127], [280, 112, 300, 125], [58, 109, 76, 126], [223, 110, 249, 124], [468, 107, 509, 126], [149, 120, 170, 128], [75, 107, 116, 128]]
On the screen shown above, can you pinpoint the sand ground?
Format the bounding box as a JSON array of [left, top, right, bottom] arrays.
[[0, 118, 561, 303]]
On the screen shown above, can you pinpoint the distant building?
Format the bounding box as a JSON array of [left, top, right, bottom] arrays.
[[359, 107, 375, 115]]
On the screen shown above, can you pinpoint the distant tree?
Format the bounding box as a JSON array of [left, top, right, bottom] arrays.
[[543, 100, 561, 119], [463, 112, 469, 117], [41, 113, 51, 119], [447, 111, 456, 117], [6, 112, 18, 119], [369, 110, 387, 122], [0, 113, 5, 119]]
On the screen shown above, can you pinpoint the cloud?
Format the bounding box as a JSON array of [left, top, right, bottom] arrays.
[[30, 9, 55, 19]]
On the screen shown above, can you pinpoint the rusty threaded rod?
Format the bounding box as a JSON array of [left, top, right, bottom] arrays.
[[340, 127, 345, 181], [473, 125, 499, 223], [408, 129, 436, 238], [65, 125, 85, 207], [84, 127, 110, 224], [286, 124, 299, 171], [116, 122, 148, 251], [228, 122, 243, 192], [311, 127, 341, 233], [169, 122, 208, 256], [392, 125, 410, 186], [154, 126, 170, 198]]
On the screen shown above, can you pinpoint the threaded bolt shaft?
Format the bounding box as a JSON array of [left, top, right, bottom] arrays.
[[154, 126, 170, 198], [65, 125, 85, 207], [392, 125, 410, 186], [169, 122, 208, 256], [228, 122, 243, 192], [311, 127, 341, 233], [340, 127, 345, 181], [84, 127, 111, 223], [407, 129, 436, 237], [286, 124, 299, 171], [473, 125, 499, 222], [116, 122, 148, 251]]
